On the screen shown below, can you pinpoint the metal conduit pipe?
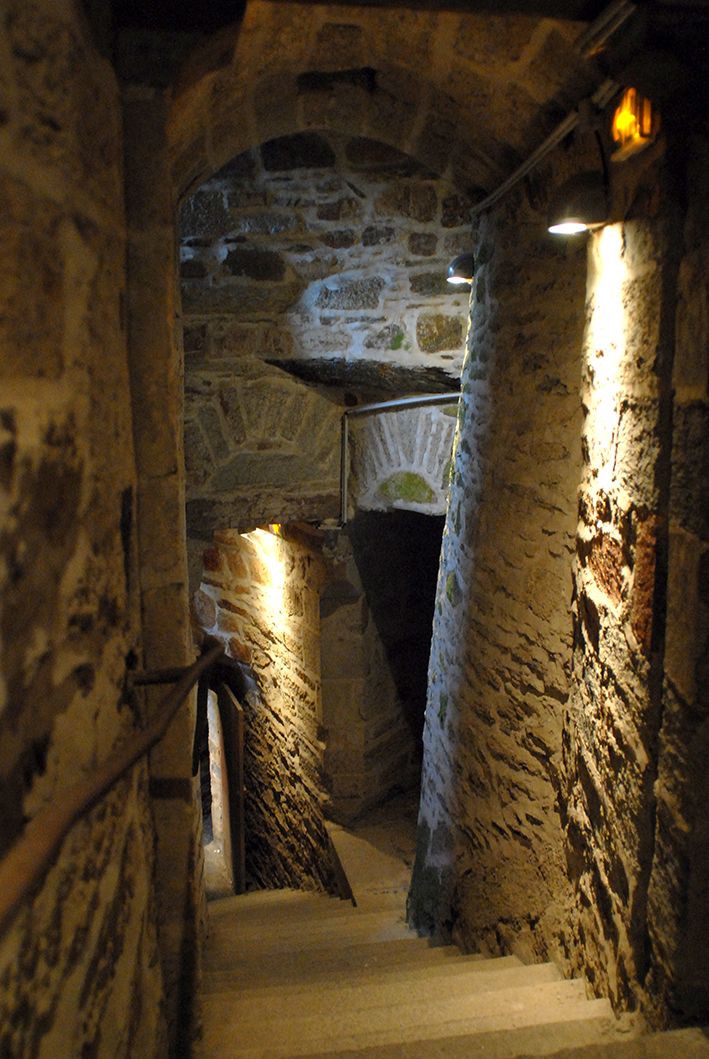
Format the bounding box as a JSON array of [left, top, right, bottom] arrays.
[[339, 391, 460, 525], [470, 0, 636, 218]]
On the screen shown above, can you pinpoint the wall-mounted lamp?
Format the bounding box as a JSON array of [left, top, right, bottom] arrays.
[[447, 253, 475, 285], [611, 88, 659, 162], [548, 170, 609, 235]]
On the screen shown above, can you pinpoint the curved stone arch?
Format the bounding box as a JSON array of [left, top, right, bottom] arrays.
[[168, 0, 598, 201], [350, 405, 458, 517]]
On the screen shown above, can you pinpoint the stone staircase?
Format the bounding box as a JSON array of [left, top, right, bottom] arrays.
[[197, 812, 709, 1059]]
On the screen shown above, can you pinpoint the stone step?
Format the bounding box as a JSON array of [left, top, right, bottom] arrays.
[[203, 954, 561, 1002], [208, 888, 358, 926], [305, 1025, 709, 1059], [282, 1020, 624, 1059], [203, 936, 517, 987], [201, 978, 614, 1058], [205, 907, 417, 956]]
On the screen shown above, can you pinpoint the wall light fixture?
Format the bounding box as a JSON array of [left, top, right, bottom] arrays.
[[548, 170, 609, 235], [447, 253, 475, 285], [611, 87, 659, 161]]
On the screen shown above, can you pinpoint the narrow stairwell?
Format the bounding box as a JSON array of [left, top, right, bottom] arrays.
[[197, 801, 709, 1059]]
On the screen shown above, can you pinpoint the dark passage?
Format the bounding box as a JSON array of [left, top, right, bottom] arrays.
[[348, 509, 445, 760]]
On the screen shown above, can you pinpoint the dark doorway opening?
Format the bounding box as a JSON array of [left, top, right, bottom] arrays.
[[348, 508, 445, 768]]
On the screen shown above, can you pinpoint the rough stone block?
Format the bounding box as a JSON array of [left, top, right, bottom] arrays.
[[214, 385, 247, 442], [316, 278, 384, 311], [410, 271, 449, 296], [126, 231, 180, 478], [314, 22, 364, 65], [409, 232, 437, 256], [253, 72, 299, 143], [375, 183, 436, 222], [0, 176, 64, 378], [180, 258, 209, 279], [181, 280, 303, 317], [182, 419, 213, 489], [362, 225, 395, 246], [142, 582, 192, 671], [417, 313, 464, 352], [319, 229, 356, 249], [454, 13, 533, 65], [441, 194, 470, 228], [316, 197, 363, 222], [675, 249, 709, 395], [224, 248, 286, 281]]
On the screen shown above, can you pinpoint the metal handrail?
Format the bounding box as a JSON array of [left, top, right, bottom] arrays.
[[0, 638, 225, 943]]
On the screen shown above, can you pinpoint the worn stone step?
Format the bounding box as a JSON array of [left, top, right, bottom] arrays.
[[205, 907, 417, 955], [208, 889, 357, 923], [203, 955, 561, 1004], [203, 937, 517, 986], [284, 1017, 627, 1059], [201, 979, 613, 1058], [306, 1025, 709, 1059]]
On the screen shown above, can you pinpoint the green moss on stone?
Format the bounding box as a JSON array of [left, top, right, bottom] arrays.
[[377, 471, 435, 504], [446, 571, 462, 606], [390, 331, 405, 350], [407, 819, 446, 936]]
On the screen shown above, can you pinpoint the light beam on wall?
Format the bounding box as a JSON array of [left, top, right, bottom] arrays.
[[243, 528, 286, 614], [583, 224, 627, 477]]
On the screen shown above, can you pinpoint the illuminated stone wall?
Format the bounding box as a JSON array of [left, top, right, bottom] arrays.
[[411, 136, 709, 1027], [0, 5, 165, 1056], [180, 132, 470, 539], [563, 140, 709, 1025], [409, 174, 588, 964], [564, 216, 669, 1013], [194, 528, 338, 892]]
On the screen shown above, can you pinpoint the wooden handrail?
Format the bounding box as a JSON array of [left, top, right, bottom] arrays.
[[0, 638, 225, 943]]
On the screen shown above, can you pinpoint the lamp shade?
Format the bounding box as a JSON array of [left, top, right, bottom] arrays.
[[548, 171, 608, 234], [446, 253, 475, 285]]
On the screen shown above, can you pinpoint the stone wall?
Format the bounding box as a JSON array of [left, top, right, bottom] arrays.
[[409, 170, 588, 965], [320, 523, 422, 822], [648, 130, 709, 1024], [560, 135, 709, 1025], [0, 4, 164, 1057], [123, 87, 200, 1054], [563, 212, 670, 1014], [410, 126, 709, 1028], [194, 527, 338, 892], [180, 131, 471, 539]]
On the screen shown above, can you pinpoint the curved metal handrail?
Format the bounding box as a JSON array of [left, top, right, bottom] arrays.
[[0, 638, 225, 943]]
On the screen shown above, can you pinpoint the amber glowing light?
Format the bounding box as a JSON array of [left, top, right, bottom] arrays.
[[611, 89, 658, 161]]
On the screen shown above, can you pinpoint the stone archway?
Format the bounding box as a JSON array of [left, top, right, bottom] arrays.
[[127, 3, 604, 1038], [167, 2, 600, 202]]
